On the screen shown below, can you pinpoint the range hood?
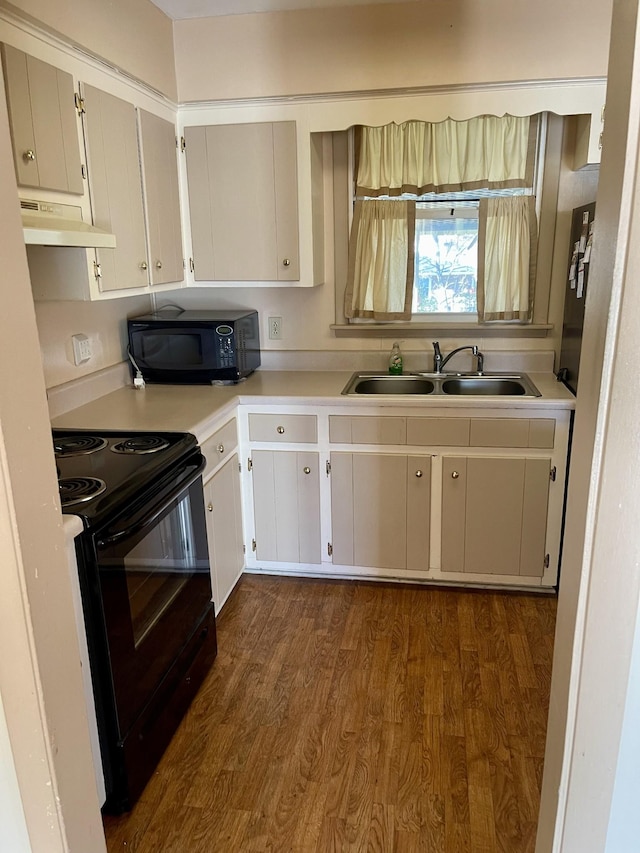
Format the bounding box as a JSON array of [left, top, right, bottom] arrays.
[[20, 198, 116, 249]]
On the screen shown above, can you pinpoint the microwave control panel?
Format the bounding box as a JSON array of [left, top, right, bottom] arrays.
[[215, 325, 235, 367]]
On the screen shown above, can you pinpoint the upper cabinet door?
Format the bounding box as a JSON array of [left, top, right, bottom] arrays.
[[81, 84, 149, 293], [185, 121, 299, 282], [1, 44, 83, 194], [138, 109, 184, 286]]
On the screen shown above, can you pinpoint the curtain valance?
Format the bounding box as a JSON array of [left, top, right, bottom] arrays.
[[356, 115, 537, 196]]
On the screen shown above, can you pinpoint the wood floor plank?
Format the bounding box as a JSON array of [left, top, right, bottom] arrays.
[[365, 802, 395, 853], [103, 576, 556, 853]]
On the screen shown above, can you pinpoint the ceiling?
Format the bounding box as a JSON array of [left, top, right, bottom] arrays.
[[149, 0, 416, 20]]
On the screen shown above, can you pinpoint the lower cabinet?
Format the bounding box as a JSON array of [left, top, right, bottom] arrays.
[[441, 455, 551, 578], [241, 406, 569, 589], [203, 453, 244, 614], [251, 449, 321, 564], [330, 452, 431, 571]]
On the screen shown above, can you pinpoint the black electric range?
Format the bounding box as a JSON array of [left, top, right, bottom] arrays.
[[53, 428, 217, 814], [53, 428, 201, 526]]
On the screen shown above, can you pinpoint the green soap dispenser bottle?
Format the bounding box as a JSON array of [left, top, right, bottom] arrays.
[[389, 341, 403, 375]]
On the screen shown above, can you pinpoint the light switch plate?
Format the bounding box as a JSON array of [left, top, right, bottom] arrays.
[[72, 333, 92, 365]]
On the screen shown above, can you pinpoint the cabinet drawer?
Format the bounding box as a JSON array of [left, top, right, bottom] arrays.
[[407, 418, 470, 446], [202, 418, 237, 478], [249, 413, 317, 443], [329, 416, 406, 445], [528, 419, 556, 448], [469, 418, 555, 448]]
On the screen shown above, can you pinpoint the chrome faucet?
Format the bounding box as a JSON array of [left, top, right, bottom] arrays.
[[432, 341, 484, 375]]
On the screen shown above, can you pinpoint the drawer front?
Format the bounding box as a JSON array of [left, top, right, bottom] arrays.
[[528, 419, 556, 448], [329, 416, 406, 445], [407, 418, 470, 446], [469, 418, 556, 448], [470, 419, 530, 447], [202, 417, 237, 478], [249, 413, 317, 443]]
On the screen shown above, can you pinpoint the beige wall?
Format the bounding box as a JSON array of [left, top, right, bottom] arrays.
[[34, 296, 152, 389], [1, 0, 177, 99], [174, 0, 612, 102]]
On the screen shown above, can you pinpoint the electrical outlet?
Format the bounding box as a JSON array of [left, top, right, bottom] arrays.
[[72, 333, 92, 365], [268, 316, 282, 340]]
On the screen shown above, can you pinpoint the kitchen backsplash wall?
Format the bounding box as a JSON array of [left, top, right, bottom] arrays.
[[34, 296, 151, 389]]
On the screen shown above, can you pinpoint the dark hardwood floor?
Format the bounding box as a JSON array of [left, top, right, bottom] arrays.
[[103, 575, 556, 852]]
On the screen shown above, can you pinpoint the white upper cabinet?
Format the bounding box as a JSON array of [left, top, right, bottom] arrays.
[[27, 82, 185, 301], [184, 121, 301, 283], [1, 43, 83, 194], [138, 109, 184, 286], [81, 84, 149, 293]]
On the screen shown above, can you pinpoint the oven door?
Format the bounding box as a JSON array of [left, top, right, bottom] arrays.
[[88, 456, 212, 738]]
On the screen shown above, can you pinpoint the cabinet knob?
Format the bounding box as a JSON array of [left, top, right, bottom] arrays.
[[207, 503, 213, 512], [277, 426, 285, 434], [282, 258, 291, 267], [451, 471, 460, 479], [139, 261, 148, 271], [303, 466, 311, 475], [415, 470, 423, 478], [23, 149, 36, 161], [155, 260, 163, 270], [217, 443, 225, 454]]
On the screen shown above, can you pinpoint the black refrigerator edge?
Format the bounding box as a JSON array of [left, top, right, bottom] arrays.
[[557, 201, 596, 395]]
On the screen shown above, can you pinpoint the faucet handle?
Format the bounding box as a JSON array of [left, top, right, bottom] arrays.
[[432, 341, 443, 373]]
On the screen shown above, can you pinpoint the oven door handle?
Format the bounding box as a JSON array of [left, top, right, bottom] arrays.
[[95, 458, 205, 547]]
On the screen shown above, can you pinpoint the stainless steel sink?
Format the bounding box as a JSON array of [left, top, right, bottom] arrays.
[[441, 376, 535, 396], [347, 375, 436, 395], [341, 372, 541, 397]]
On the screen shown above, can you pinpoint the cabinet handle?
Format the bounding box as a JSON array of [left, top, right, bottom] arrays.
[[303, 466, 311, 474], [217, 443, 225, 454], [23, 149, 36, 161], [277, 426, 285, 434], [415, 470, 423, 478], [139, 261, 148, 271], [282, 258, 291, 267], [451, 471, 460, 479], [155, 260, 163, 270], [207, 503, 213, 512]]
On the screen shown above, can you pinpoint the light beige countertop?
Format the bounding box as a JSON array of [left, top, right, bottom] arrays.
[[52, 370, 575, 442]]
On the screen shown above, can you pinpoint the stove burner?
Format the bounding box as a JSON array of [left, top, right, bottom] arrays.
[[54, 435, 108, 457], [110, 436, 171, 455], [59, 476, 107, 507]]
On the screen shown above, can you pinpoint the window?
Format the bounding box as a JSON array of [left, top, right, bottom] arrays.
[[345, 117, 540, 324], [412, 202, 479, 316]]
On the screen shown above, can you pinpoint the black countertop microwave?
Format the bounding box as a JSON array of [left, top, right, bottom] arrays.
[[127, 309, 260, 384]]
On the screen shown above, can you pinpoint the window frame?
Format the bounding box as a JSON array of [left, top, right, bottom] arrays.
[[334, 115, 553, 336]]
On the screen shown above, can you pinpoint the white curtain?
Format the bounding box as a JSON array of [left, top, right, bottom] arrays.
[[478, 196, 537, 322], [344, 200, 415, 320], [357, 115, 535, 196]]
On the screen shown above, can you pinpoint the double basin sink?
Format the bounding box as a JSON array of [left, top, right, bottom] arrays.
[[342, 371, 542, 397]]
